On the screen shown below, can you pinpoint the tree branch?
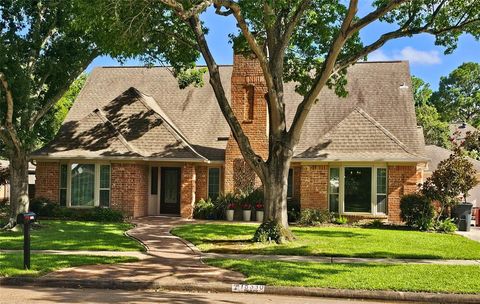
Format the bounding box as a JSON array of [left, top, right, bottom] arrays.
[[288, 0, 358, 146], [0, 73, 22, 154], [187, 15, 266, 176], [157, 0, 212, 19], [279, 0, 311, 54]]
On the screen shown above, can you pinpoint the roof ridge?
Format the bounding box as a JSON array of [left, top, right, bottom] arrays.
[[132, 88, 209, 161], [353, 107, 420, 157], [94, 108, 142, 156]]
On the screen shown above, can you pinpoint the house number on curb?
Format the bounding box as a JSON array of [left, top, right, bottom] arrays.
[[232, 284, 265, 293]]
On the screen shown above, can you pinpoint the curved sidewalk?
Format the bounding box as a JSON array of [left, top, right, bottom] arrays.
[[43, 216, 244, 285]]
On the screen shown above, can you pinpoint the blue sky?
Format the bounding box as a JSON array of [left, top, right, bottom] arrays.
[[87, 5, 480, 91]]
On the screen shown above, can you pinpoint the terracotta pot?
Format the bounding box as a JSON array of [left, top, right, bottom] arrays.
[[243, 210, 251, 222], [256, 211, 264, 222], [226, 210, 234, 221]]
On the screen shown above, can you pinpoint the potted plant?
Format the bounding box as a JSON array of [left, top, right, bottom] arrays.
[[226, 203, 235, 221], [255, 202, 264, 222], [242, 202, 252, 221]]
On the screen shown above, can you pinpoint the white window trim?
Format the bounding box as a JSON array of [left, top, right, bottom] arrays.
[[207, 167, 222, 199], [328, 164, 387, 216], [61, 162, 111, 208]]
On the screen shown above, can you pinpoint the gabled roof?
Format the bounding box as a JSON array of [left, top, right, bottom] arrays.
[[34, 87, 208, 161], [34, 61, 426, 162]]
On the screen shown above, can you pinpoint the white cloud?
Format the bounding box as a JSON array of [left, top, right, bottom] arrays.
[[366, 47, 441, 65]]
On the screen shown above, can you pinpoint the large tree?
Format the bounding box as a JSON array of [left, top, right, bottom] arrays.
[[431, 62, 480, 127], [82, 0, 480, 238], [0, 1, 97, 228]]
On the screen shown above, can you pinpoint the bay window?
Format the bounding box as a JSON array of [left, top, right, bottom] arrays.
[[59, 163, 111, 207], [328, 165, 387, 215]]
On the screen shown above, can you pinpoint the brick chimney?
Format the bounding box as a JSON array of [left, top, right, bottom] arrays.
[[224, 53, 269, 193]]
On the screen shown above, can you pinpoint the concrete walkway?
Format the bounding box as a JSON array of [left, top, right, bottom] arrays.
[[43, 216, 244, 285], [456, 227, 480, 242]]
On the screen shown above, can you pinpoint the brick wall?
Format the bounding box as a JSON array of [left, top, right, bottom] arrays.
[[299, 165, 328, 210], [195, 165, 208, 200], [35, 162, 60, 202], [387, 165, 421, 222], [224, 53, 269, 193], [291, 165, 301, 204], [180, 163, 196, 218], [111, 163, 148, 218]]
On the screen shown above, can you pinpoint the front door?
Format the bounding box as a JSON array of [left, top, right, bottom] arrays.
[[160, 167, 181, 215]]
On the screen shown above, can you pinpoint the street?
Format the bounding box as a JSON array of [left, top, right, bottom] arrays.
[[0, 286, 418, 304]]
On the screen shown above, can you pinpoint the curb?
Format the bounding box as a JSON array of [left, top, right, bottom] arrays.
[[124, 223, 150, 252], [1, 277, 480, 303]]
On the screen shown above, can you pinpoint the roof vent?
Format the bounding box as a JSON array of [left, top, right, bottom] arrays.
[[399, 82, 409, 89], [217, 136, 229, 141], [460, 122, 467, 129]]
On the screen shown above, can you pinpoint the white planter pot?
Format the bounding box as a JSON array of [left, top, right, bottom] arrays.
[[226, 210, 234, 221], [243, 210, 252, 222], [256, 211, 264, 222]]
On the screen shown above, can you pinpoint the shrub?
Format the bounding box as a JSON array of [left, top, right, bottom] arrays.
[[400, 194, 434, 230], [252, 220, 291, 243], [287, 200, 300, 223], [435, 218, 457, 233], [366, 219, 384, 228], [333, 215, 348, 225], [214, 192, 238, 219], [193, 198, 215, 219], [298, 209, 333, 226], [29, 197, 124, 222]]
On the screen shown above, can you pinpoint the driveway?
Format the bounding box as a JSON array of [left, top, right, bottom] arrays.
[[44, 216, 244, 285]]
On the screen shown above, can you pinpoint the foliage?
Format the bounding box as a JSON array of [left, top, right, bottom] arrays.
[[252, 220, 291, 243], [287, 200, 301, 223], [431, 62, 480, 128], [333, 215, 348, 225], [421, 148, 478, 216], [400, 194, 435, 231], [462, 130, 480, 160], [434, 218, 458, 234], [29, 197, 124, 222], [215, 192, 238, 215], [415, 104, 451, 148], [255, 202, 264, 211], [193, 198, 216, 219], [366, 219, 385, 228], [411, 76, 433, 108], [0, 163, 9, 185], [298, 209, 334, 226]]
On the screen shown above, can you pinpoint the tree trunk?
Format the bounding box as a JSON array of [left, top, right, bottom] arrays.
[[4, 152, 29, 229], [261, 145, 295, 241]]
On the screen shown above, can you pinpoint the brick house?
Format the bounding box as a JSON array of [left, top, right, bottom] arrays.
[[32, 54, 427, 222]]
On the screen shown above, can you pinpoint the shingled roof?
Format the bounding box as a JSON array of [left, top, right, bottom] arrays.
[[33, 62, 426, 162]]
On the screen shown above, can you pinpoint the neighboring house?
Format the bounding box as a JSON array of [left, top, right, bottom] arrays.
[[425, 145, 480, 207], [450, 122, 478, 145], [32, 54, 427, 222], [0, 160, 36, 201]]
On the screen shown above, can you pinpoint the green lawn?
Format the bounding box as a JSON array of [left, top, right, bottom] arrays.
[[207, 259, 480, 294], [0, 253, 137, 277], [172, 223, 480, 259], [0, 220, 144, 251]]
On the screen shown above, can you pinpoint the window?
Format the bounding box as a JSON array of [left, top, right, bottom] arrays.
[[71, 164, 95, 207], [329, 168, 340, 212], [59, 163, 111, 207], [244, 85, 254, 121], [99, 165, 111, 207], [376, 168, 387, 213], [151, 167, 158, 195], [287, 169, 294, 198], [59, 164, 68, 206], [344, 167, 372, 213], [208, 168, 221, 199]]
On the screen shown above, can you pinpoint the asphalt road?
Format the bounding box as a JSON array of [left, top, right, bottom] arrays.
[[0, 286, 416, 304]]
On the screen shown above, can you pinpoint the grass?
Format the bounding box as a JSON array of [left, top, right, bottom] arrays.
[[0, 220, 144, 251], [207, 259, 480, 294], [171, 223, 480, 259], [0, 253, 137, 277]]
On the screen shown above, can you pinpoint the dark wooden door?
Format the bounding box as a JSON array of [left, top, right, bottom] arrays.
[[160, 167, 181, 215]]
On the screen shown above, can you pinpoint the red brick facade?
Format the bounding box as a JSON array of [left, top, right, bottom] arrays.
[[224, 54, 269, 193], [195, 165, 208, 201], [35, 162, 60, 202], [299, 165, 329, 210], [387, 165, 421, 222], [110, 163, 149, 218], [180, 163, 196, 218]]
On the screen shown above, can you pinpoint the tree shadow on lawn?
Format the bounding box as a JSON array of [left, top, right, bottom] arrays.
[[293, 229, 368, 239]]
